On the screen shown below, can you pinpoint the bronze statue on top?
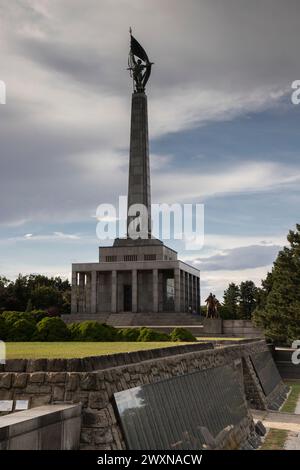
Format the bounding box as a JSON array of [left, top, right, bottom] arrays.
[[128, 28, 153, 93], [205, 293, 220, 318]]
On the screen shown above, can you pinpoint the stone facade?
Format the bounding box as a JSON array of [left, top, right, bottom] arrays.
[[71, 258, 200, 315], [0, 339, 287, 450]]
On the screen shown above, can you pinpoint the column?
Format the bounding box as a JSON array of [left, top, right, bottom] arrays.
[[111, 270, 117, 313], [85, 273, 91, 313], [190, 275, 194, 313], [132, 269, 137, 313], [188, 274, 192, 312], [182, 270, 186, 312], [78, 273, 85, 313], [152, 269, 158, 313], [174, 268, 181, 313], [197, 277, 201, 314], [186, 272, 189, 312], [71, 271, 77, 314], [91, 271, 97, 314]]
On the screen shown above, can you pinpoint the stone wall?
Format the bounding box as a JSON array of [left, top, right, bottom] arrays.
[[222, 320, 264, 338], [0, 340, 286, 450]]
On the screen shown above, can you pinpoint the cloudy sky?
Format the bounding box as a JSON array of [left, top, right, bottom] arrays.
[[0, 0, 300, 300]]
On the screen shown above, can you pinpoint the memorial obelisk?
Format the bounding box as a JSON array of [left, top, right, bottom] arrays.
[[126, 30, 153, 240], [71, 32, 200, 315]]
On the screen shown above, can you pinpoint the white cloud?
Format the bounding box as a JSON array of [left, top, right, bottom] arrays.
[[153, 161, 300, 203], [200, 265, 273, 301]]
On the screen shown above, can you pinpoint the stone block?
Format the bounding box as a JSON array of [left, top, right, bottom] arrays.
[[27, 359, 47, 372], [82, 408, 109, 428], [0, 389, 13, 400], [66, 373, 80, 391], [48, 372, 67, 384], [25, 384, 51, 394], [94, 428, 113, 445], [53, 386, 65, 402], [4, 360, 27, 372], [0, 373, 12, 389], [46, 359, 67, 372], [80, 373, 97, 390], [13, 373, 28, 388], [88, 391, 109, 409], [80, 427, 94, 444], [29, 372, 45, 383], [30, 394, 52, 407]]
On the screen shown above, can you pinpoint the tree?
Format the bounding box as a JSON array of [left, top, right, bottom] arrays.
[[31, 286, 62, 310], [253, 224, 300, 345], [0, 274, 71, 313], [223, 283, 240, 319], [238, 281, 258, 319]]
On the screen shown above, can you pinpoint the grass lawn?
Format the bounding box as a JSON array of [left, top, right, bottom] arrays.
[[5, 341, 194, 359], [260, 381, 300, 450], [260, 429, 288, 450], [281, 381, 300, 413]]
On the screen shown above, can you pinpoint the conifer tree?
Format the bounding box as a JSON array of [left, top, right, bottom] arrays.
[[253, 224, 300, 345]]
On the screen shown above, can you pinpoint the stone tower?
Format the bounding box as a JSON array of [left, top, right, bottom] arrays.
[[127, 92, 151, 238]]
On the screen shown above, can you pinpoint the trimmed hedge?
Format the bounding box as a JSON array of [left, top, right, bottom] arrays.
[[68, 321, 119, 342], [118, 327, 141, 342], [9, 319, 37, 342], [37, 317, 70, 341], [169, 327, 196, 342], [137, 327, 170, 342], [1, 310, 197, 343]]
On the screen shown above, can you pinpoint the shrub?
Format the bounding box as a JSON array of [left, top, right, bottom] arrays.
[[2, 311, 23, 326], [138, 327, 170, 342], [118, 328, 141, 342], [77, 321, 119, 342], [0, 316, 8, 341], [2, 311, 36, 326], [9, 319, 37, 341], [36, 317, 70, 341], [68, 322, 82, 341], [170, 327, 196, 342], [30, 310, 48, 323]]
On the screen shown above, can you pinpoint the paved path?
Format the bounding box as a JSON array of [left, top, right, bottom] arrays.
[[252, 410, 300, 432], [252, 393, 300, 450]]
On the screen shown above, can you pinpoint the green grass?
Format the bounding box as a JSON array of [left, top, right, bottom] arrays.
[[260, 381, 300, 450], [260, 429, 288, 450], [197, 337, 243, 341], [281, 381, 300, 413], [5, 341, 194, 359]]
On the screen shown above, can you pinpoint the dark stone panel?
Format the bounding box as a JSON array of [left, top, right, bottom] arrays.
[[114, 364, 248, 450], [250, 350, 282, 396]]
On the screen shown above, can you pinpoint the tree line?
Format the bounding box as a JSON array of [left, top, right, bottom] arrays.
[[0, 274, 71, 315]]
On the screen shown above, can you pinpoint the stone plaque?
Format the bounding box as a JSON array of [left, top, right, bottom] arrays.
[[114, 364, 247, 450], [15, 400, 29, 411], [0, 400, 13, 412]]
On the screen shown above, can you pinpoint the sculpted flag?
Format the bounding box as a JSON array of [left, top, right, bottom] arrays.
[[130, 34, 149, 62], [130, 34, 152, 90]]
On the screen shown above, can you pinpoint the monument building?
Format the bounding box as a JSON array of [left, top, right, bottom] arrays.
[[71, 33, 200, 315]]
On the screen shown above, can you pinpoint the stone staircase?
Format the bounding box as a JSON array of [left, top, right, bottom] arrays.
[[62, 312, 203, 327]]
